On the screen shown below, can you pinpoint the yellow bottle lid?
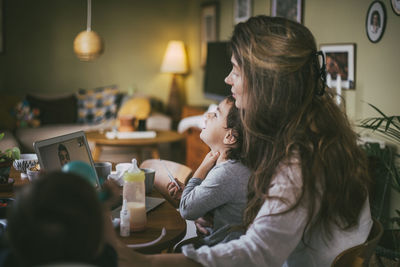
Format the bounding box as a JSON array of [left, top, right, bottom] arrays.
[[123, 170, 145, 182]]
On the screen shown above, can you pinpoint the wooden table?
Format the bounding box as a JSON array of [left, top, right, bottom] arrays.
[[85, 130, 185, 163], [2, 167, 187, 254]]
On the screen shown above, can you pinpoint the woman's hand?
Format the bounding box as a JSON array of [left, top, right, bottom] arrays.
[[167, 179, 184, 200], [192, 151, 219, 179]]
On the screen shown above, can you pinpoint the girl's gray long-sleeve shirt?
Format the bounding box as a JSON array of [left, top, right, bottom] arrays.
[[179, 160, 251, 232]]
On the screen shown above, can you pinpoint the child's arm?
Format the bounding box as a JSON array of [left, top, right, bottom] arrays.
[[165, 151, 219, 201], [179, 162, 236, 220]]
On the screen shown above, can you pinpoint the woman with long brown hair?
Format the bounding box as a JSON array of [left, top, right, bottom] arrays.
[[117, 15, 372, 267]]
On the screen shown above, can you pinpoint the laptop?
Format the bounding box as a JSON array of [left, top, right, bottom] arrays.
[[33, 131, 101, 188], [33, 131, 165, 212]]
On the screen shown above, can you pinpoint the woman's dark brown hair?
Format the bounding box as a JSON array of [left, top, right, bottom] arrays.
[[230, 16, 370, 237]]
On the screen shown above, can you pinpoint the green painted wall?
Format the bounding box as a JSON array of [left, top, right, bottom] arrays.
[[0, 0, 207, 105], [1, 0, 399, 119]]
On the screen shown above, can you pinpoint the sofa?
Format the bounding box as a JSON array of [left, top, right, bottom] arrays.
[[1, 87, 172, 162]]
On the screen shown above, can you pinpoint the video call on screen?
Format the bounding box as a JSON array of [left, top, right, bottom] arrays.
[[39, 137, 91, 171]]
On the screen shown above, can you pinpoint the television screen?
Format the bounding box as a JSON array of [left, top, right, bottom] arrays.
[[203, 42, 232, 102]]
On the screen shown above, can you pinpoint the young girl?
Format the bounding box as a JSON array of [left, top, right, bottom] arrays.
[[113, 16, 373, 267], [168, 95, 251, 247]]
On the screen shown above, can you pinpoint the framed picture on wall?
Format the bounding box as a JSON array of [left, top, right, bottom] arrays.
[[201, 2, 218, 67], [271, 0, 303, 23], [319, 43, 356, 89], [234, 0, 252, 24], [391, 0, 400, 16], [366, 1, 386, 43]]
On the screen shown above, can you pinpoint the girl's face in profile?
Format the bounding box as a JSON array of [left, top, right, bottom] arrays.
[[225, 56, 245, 109], [200, 99, 232, 149]]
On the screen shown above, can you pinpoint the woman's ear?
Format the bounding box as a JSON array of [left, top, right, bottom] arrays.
[[223, 129, 237, 145]]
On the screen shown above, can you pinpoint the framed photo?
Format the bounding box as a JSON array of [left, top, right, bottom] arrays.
[[320, 43, 356, 89], [200, 2, 218, 67], [0, 0, 3, 53], [366, 1, 386, 43], [234, 0, 252, 24], [390, 0, 400, 16], [271, 0, 303, 23]]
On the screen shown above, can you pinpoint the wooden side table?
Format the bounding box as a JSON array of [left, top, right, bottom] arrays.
[[85, 130, 185, 163]]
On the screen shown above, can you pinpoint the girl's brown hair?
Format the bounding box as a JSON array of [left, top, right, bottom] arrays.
[[225, 95, 244, 161], [231, 16, 370, 236]]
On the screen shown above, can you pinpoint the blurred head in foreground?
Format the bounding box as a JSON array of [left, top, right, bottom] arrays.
[[7, 171, 104, 266]]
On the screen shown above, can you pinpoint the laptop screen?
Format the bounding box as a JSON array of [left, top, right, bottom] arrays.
[[36, 136, 91, 171]]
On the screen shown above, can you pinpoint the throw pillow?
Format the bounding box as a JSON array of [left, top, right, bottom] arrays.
[[26, 94, 78, 125], [76, 85, 119, 124]]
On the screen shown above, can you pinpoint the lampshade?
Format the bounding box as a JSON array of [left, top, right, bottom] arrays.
[[160, 41, 188, 74], [73, 30, 103, 61]]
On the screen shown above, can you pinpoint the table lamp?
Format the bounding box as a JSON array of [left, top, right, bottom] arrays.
[[161, 40, 188, 127]]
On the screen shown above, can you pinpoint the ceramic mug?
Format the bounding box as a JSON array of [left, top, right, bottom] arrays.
[[141, 168, 155, 194], [94, 162, 112, 186]]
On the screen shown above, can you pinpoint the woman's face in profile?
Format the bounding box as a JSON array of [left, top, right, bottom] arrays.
[[225, 55, 245, 109]]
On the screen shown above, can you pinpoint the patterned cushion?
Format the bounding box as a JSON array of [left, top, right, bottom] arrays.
[[76, 85, 119, 124], [12, 99, 41, 128]]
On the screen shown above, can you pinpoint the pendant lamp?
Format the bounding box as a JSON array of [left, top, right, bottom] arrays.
[[73, 0, 103, 61]]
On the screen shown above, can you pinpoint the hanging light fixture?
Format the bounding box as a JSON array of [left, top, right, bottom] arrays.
[[73, 0, 103, 61]]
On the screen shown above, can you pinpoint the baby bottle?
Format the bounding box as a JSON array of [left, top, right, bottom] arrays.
[[122, 159, 146, 232]]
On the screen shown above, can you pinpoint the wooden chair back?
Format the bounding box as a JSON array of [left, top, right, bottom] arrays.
[[331, 218, 383, 267], [140, 159, 192, 208]]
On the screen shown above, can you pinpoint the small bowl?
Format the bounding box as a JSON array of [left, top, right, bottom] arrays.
[[27, 169, 41, 182], [13, 154, 38, 178]]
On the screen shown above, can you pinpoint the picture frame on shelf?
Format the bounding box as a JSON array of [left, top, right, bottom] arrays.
[[234, 0, 252, 24], [271, 0, 303, 23], [319, 43, 356, 89], [391, 0, 400, 16], [200, 2, 218, 67], [366, 1, 386, 43]]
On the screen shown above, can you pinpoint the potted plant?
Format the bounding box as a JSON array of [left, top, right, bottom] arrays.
[[358, 103, 400, 262], [0, 132, 21, 184]]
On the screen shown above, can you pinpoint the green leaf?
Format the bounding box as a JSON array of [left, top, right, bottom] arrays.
[[0, 133, 4, 141], [4, 147, 20, 160]]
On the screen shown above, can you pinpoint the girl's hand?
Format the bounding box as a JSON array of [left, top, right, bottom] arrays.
[[167, 179, 184, 200], [195, 214, 214, 236], [193, 151, 219, 179]]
